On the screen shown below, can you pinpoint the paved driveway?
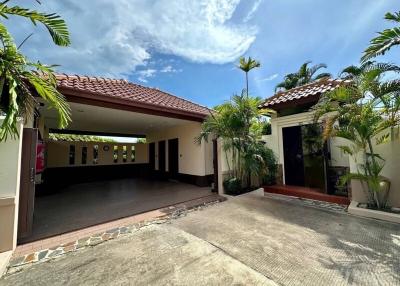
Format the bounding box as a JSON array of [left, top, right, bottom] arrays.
[[2, 192, 399, 285]]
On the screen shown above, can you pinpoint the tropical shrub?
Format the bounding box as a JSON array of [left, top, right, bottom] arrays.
[[314, 62, 400, 209], [196, 90, 276, 191]]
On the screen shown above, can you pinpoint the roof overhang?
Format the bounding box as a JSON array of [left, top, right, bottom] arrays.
[[58, 86, 208, 123]]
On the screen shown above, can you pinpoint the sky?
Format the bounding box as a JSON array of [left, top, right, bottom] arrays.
[[6, 0, 400, 109]]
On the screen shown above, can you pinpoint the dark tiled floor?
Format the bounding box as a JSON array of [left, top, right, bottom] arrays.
[[20, 178, 212, 243]]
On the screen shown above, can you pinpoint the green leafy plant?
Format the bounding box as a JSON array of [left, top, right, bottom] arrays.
[[0, 1, 71, 141], [314, 63, 400, 209], [196, 90, 276, 192], [362, 11, 400, 62]]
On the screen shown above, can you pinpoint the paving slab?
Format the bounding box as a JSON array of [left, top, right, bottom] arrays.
[[1, 192, 399, 285], [170, 193, 400, 285], [1, 224, 276, 286]]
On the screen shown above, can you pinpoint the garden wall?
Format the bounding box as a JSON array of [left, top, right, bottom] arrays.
[[350, 138, 400, 207]]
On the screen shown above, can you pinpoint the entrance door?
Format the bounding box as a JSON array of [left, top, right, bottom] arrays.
[[149, 142, 155, 171], [158, 141, 166, 173], [282, 126, 305, 186], [18, 128, 38, 239], [168, 138, 179, 179]]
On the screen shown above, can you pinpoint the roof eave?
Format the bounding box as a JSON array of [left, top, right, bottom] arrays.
[[58, 86, 208, 122]]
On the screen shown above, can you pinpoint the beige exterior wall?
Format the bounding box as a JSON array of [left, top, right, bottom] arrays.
[[350, 137, 400, 207], [0, 118, 23, 258], [268, 111, 349, 184], [46, 141, 148, 168], [147, 122, 213, 176]]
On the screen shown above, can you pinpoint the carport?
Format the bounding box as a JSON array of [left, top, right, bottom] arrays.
[[17, 74, 216, 244]]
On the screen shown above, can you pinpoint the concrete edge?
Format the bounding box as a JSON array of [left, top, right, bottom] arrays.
[[348, 201, 400, 224], [0, 251, 12, 278]]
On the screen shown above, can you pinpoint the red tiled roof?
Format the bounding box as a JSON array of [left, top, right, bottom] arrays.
[[260, 78, 350, 109], [55, 74, 211, 119]]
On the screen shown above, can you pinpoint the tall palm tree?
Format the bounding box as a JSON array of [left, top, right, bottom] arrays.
[[0, 2, 71, 141], [238, 56, 260, 96], [362, 11, 400, 62], [275, 61, 331, 92]]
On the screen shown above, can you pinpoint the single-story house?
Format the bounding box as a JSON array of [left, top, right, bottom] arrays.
[[260, 78, 400, 209], [0, 74, 221, 271]]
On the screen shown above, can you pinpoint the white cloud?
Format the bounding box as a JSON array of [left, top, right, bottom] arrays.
[[243, 0, 263, 23], [137, 69, 157, 83], [256, 73, 279, 82], [160, 65, 182, 73], [8, 0, 257, 78]]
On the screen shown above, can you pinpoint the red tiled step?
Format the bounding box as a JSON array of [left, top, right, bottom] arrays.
[[264, 185, 350, 205]]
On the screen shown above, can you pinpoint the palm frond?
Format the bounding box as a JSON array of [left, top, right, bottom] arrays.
[[0, 4, 70, 46]]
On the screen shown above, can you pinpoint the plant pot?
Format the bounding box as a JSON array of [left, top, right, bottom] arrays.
[[375, 176, 391, 208]]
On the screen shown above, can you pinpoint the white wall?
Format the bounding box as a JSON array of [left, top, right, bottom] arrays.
[[350, 137, 400, 207], [0, 118, 23, 254], [147, 122, 213, 176], [46, 141, 148, 168]]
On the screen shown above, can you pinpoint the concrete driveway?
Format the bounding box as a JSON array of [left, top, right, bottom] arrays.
[[2, 192, 399, 285]]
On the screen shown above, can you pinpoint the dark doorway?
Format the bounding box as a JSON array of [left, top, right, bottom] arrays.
[[282, 126, 305, 186], [18, 128, 38, 240], [158, 141, 166, 173], [149, 142, 155, 171], [168, 138, 179, 179]]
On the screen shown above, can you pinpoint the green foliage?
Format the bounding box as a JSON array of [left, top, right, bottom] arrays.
[[261, 121, 271, 135], [362, 11, 400, 62], [48, 133, 116, 143], [0, 1, 71, 141], [275, 61, 331, 92], [223, 177, 242, 195], [196, 90, 277, 189], [314, 62, 400, 209]]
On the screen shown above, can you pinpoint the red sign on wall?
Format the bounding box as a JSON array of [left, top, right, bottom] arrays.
[[36, 142, 45, 173]]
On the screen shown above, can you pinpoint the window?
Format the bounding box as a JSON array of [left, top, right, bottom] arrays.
[[93, 145, 99, 164], [131, 146, 136, 162], [81, 147, 87, 165], [69, 145, 75, 165], [122, 145, 127, 163], [113, 146, 119, 163]]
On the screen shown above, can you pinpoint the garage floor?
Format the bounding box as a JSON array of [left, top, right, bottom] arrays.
[[19, 178, 212, 244]]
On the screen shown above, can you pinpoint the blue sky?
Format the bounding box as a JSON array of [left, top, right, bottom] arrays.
[[7, 0, 400, 108]]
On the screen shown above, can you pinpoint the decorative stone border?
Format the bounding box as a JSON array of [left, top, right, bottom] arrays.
[[6, 199, 222, 276]]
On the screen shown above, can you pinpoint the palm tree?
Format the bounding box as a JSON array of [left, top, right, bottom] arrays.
[[362, 11, 400, 62], [196, 91, 276, 192], [313, 63, 400, 209], [275, 61, 331, 92], [0, 2, 71, 141], [238, 56, 260, 96]]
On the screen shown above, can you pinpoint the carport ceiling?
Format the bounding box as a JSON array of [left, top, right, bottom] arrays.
[[41, 102, 195, 135]]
